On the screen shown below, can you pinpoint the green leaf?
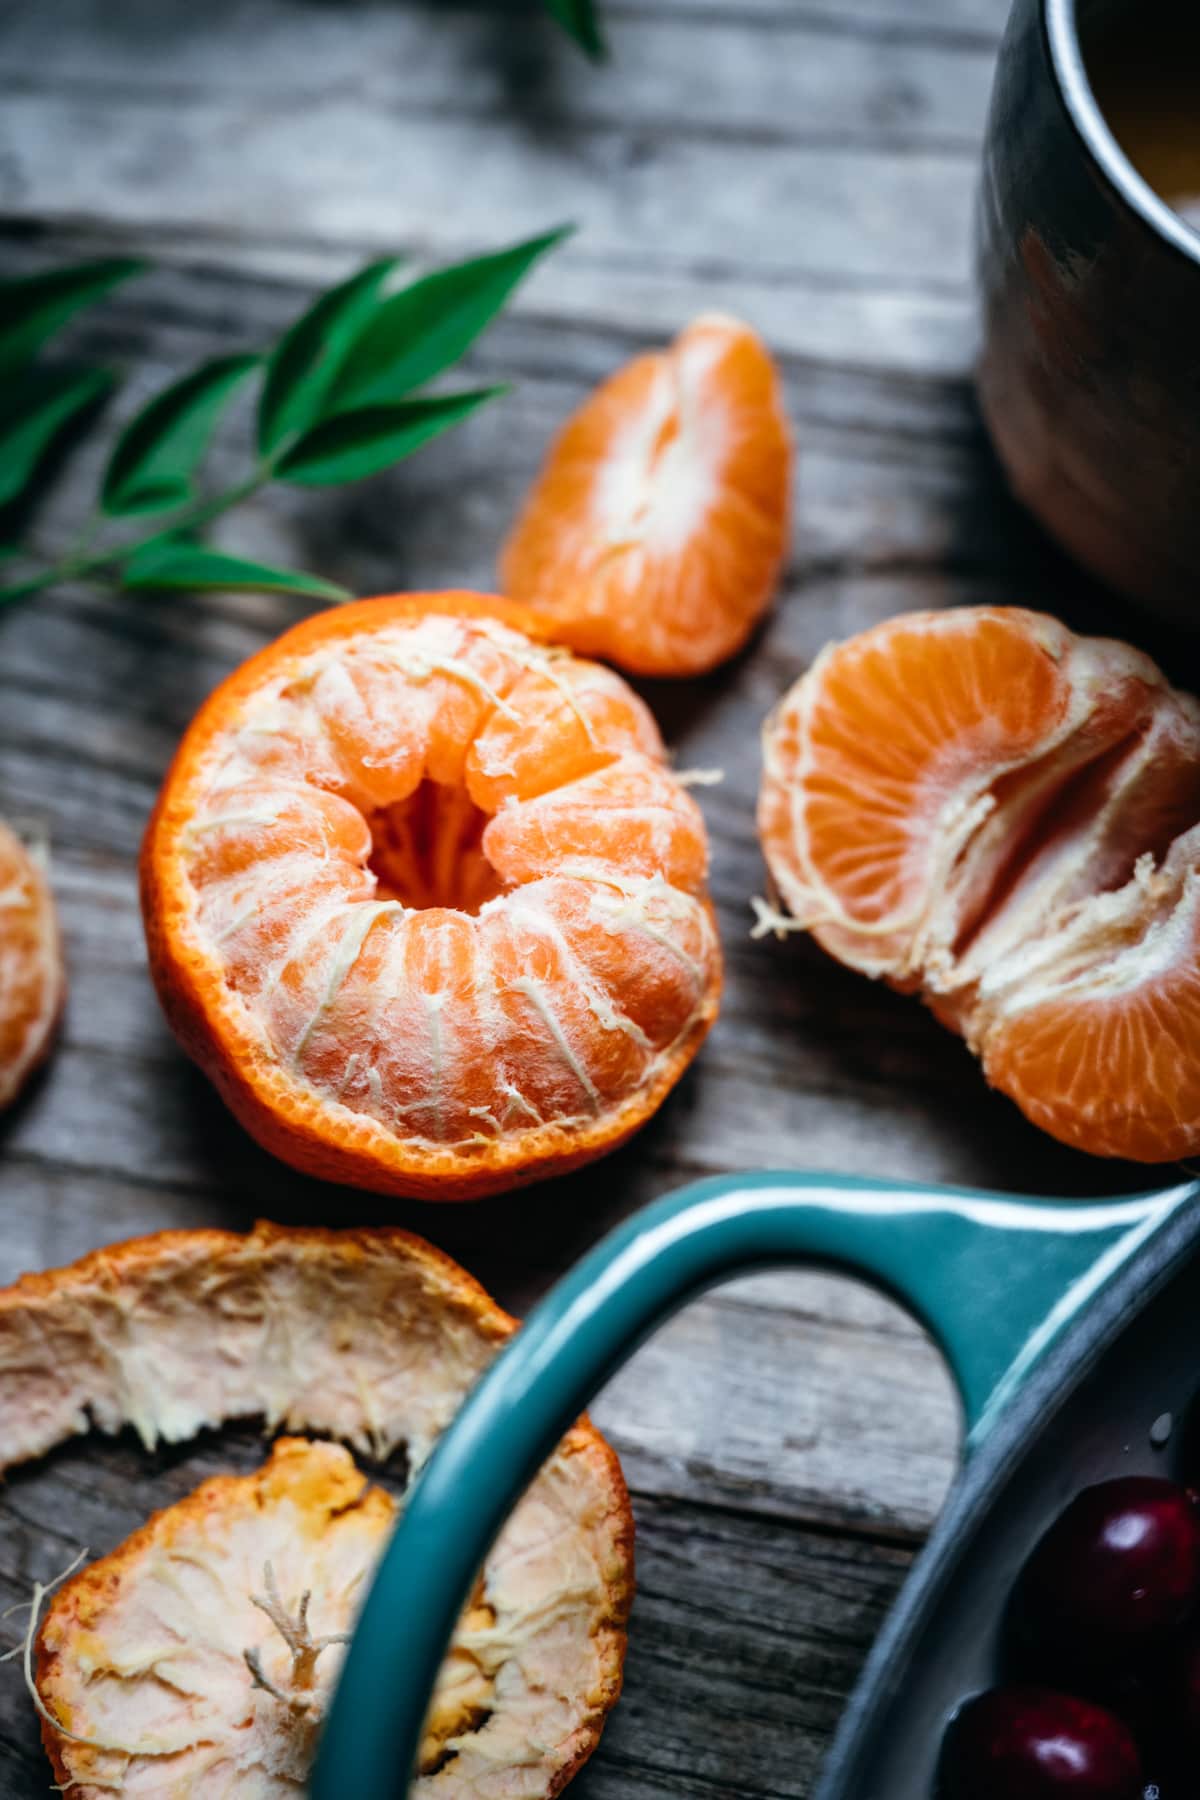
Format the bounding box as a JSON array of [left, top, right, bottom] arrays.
[[542, 0, 606, 58], [257, 259, 402, 458], [0, 579, 46, 606], [328, 228, 570, 411], [121, 538, 350, 601], [100, 353, 261, 518], [0, 366, 114, 509], [274, 388, 506, 487], [0, 258, 145, 379]]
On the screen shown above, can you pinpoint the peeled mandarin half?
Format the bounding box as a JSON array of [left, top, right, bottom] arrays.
[[0, 817, 64, 1109], [500, 314, 792, 678], [141, 593, 721, 1200], [3, 1223, 633, 1798], [757, 606, 1200, 1162]]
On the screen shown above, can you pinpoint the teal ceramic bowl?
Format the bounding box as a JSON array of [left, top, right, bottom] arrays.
[[310, 1172, 1200, 1798]]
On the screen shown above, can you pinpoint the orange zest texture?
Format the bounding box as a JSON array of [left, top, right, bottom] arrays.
[[758, 606, 1200, 1162], [0, 817, 64, 1110], [501, 315, 792, 678], [141, 593, 721, 1199]]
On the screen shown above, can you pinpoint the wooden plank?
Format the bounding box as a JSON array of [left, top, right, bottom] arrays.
[[0, 0, 993, 384], [0, 1427, 914, 1799], [577, 1495, 912, 1799], [0, 229, 978, 384], [0, 0, 995, 151], [626, 0, 1005, 40], [0, 94, 977, 283]]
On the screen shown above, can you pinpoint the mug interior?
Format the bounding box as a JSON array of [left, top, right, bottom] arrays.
[[1046, 0, 1200, 262]]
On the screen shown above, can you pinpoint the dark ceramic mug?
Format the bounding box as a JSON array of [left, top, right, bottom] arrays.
[[977, 0, 1200, 617]]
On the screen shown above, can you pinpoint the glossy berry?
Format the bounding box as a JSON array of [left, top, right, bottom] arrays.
[[1015, 1479, 1200, 1663], [942, 1687, 1143, 1798]]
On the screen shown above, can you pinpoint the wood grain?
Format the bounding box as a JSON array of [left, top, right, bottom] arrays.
[[0, 0, 1176, 1791]]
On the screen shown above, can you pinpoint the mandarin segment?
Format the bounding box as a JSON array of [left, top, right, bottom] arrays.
[[501, 314, 792, 678], [970, 831, 1200, 1162], [0, 818, 64, 1110], [483, 755, 710, 891], [757, 605, 1200, 1161], [141, 593, 720, 1199]]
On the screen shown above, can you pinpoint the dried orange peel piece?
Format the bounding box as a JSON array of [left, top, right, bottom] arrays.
[[500, 315, 792, 678], [0, 1224, 632, 1797], [757, 606, 1200, 1161], [141, 593, 721, 1199], [0, 817, 64, 1109]]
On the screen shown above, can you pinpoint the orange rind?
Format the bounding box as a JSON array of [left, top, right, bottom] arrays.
[[0, 1223, 633, 1797], [140, 593, 721, 1199]]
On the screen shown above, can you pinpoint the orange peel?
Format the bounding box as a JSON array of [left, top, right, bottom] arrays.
[[140, 593, 721, 1201], [0, 1223, 633, 1797]]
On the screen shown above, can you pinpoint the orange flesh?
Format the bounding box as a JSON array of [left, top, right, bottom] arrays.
[[0, 818, 64, 1109], [758, 606, 1200, 1161], [500, 314, 792, 678], [142, 593, 721, 1199]]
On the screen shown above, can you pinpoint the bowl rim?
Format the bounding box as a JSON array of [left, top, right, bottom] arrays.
[[813, 1184, 1200, 1799], [1045, 0, 1200, 266]]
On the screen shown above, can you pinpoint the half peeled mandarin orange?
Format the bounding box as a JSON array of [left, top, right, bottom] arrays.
[[758, 606, 1200, 1162], [141, 594, 721, 1199]]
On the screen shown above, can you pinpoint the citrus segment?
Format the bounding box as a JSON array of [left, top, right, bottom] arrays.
[[500, 315, 792, 678], [0, 817, 64, 1110], [142, 594, 720, 1199], [971, 829, 1200, 1162], [483, 755, 709, 890], [757, 605, 1200, 1160], [11, 1225, 632, 1799]]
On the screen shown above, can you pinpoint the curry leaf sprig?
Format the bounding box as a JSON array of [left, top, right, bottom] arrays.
[[0, 227, 569, 608]]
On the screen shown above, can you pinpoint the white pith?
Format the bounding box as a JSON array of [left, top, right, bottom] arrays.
[[3, 1227, 631, 1799], [592, 329, 725, 559]]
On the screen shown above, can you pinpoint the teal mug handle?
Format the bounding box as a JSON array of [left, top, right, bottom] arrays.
[[311, 1170, 1195, 1799]]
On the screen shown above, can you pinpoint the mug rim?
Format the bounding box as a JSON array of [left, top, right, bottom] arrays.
[[1045, 0, 1200, 266]]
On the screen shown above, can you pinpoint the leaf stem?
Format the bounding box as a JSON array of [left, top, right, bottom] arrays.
[[0, 467, 272, 608]]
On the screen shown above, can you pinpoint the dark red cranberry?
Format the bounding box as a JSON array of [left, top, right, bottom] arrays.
[[942, 1687, 1143, 1798], [1015, 1479, 1200, 1664]]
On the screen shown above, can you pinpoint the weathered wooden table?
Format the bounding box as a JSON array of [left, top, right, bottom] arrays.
[[0, 1, 1185, 1792]]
